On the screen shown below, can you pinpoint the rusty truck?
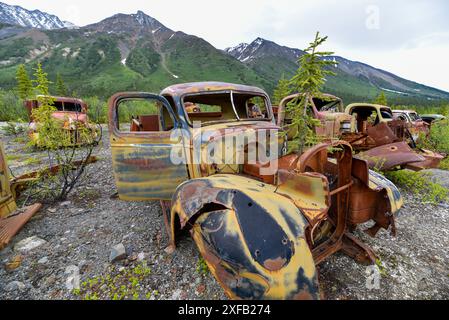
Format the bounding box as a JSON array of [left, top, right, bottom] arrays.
[[107, 82, 403, 300], [276, 95, 443, 171], [25, 96, 98, 146]]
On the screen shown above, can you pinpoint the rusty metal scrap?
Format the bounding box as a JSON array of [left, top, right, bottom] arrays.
[[0, 204, 42, 250], [357, 142, 426, 171]]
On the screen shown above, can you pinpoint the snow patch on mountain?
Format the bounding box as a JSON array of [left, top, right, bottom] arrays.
[[0, 1, 75, 29]]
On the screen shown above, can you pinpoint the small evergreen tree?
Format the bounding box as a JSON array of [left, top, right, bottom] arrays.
[[55, 73, 68, 96], [32, 62, 53, 106], [273, 75, 291, 105], [287, 32, 337, 154], [16, 64, 33, 100], [25, 63, 100, 202], [374, 91, 388, 106]]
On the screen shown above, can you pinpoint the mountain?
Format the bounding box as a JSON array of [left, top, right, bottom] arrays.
[[0, 10, 264, 97], [0, 1, 75, 29], [0, 4, 448, 105], [225, 38, 449, 102]]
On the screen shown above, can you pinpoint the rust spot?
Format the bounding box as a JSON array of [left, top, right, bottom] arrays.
[[292, 289, 314, 300], [263, 257, 287, 271]]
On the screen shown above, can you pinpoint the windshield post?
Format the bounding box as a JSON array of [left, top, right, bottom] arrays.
[[230, 91, 240, 121]]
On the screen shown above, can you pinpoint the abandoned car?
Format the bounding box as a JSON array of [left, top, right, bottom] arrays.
[[25, 96, 98, 146], [108, 82, 403, 300], [276, 95, 443, 171], [420, 114, 447, 125], [392, 109, 430, 140]]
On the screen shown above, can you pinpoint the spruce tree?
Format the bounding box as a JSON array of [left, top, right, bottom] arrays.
[[16, 64, 33, 100], [32, 62, 53, 107], [55, 73, 68, 96], [273, 75, 291, 105], [288, 32, 337, 154], [374, 91, 388, 106]]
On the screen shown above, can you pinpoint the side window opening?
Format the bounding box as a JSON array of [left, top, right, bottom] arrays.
[[312, 97, 342, 112], [117, 98, 173, 132], [63, 102, 82, 112], [53, 101, 64, 111]]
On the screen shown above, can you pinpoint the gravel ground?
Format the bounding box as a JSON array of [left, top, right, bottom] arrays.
[[0, 123, 448, 300]]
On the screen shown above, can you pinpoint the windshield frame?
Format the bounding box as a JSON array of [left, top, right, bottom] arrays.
[[181, 90, 274, 127]]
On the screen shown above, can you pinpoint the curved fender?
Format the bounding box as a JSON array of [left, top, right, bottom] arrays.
[[170, 174, 320, 300], [368, 170, 403, 214]]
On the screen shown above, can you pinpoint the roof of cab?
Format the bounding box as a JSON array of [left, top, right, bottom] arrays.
[[160, 82, 268, 97], [31, 95, 86, 104], [345, 103, 392, 112], [392, 110, 417, 114]]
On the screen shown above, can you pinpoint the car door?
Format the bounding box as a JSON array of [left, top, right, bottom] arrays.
[[0, 141, 17, 218], [109, 93, 189, 201]]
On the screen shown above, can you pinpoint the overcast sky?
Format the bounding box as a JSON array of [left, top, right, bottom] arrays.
[[4, 0, 449, 92]]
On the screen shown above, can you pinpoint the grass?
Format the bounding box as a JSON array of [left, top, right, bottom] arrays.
[[72, 262, 156, 300], [196, 257, 209, 276], [6, 154, 22, 162], [440, 158, 449, 171], [385, 170, 448, 204], [23, 157, 41, 166]]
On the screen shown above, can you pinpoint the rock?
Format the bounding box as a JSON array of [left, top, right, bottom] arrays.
[[60, 201, 71, 207], [38, 257, 48, 264], [128, 253, 138, 262], [109, 243, 127, 263], [5, 281, 26, 292], [164, 245, 175, 255], [196, 284, 206, 295], [14, 236, 47, 253], [171, 289, 183, 300], [79, 260, 89, 274], [137, 252, 146, 261], [5, 255, 23, 271], [47, 208, 57, 213]]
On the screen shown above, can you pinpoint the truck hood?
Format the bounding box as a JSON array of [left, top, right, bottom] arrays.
[[51, 112, 88, 123]]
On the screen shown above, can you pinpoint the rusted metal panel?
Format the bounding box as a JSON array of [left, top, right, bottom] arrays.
[[0, 203, 42, 250], [405, 149, 445, 171], [0, 141, 17, 218], [108, 92, 189, 201], [357, 142, 426, 171], [0, 140, 42, 247], [161, 82, 268, 98]]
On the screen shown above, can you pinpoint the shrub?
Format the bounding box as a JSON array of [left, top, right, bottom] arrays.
[[385, 170, 448, 204], [0, 90, 28, 122], [2, 121, 27, 136], [20, 63, 101, 203], [85, 96, 108, 124]]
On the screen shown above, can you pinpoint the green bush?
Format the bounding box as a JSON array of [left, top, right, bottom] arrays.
[[385, 170, 448, 204], [428, 119, 449, 154], [2, 121, 27, 136], [85, 96, 108, 124], [0, 90, 28, 122]]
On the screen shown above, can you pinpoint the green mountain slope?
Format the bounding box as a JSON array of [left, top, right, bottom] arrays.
[[225, 38, 449, 104], [0, 12, 264, 98], [0, 10, 448, 106]]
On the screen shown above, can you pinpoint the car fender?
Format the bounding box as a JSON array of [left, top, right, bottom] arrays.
[[170, 174, 320, 300]]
